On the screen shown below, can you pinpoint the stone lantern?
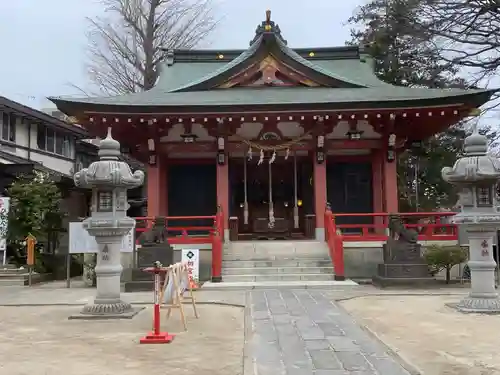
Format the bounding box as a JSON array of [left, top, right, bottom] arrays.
[[73, 128, 144, 318], [442, 125, 500, 313]]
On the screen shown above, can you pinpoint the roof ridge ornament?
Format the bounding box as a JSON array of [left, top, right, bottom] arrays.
[[250, 9, 287, 46]]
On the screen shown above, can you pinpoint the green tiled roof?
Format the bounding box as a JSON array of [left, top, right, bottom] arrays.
[[273, 37, 366, 87], [155, 61, 224, 92], [152, 51, 390, 94], [169, 34, 367, 92], [51, 86, 493, 108], [171, 36, 263, 91], [48, 14, 496, 111]]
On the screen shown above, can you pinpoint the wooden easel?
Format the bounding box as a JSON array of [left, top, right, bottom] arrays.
[[177, 262, 199, 320], [158, 262, 198, 331]]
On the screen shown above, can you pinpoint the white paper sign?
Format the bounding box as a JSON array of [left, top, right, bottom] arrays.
[[181, 249, 200, 286], [0, 197, 10, 265], [69, 221, 134, 254]]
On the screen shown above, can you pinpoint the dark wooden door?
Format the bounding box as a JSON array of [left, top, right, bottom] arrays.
[[168, 164, 216, 229], [327, 162, 373, 230], [229, 157, 311, 236]]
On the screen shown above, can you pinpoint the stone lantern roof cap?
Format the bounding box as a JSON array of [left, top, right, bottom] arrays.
[[463, 125, 488, 156], [73, 127, 144, 189], [98, 127, 121, 160], [442, 125, 500, 185]]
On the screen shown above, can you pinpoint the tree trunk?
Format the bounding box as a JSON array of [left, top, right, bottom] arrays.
[[445, 266, 451, 284]]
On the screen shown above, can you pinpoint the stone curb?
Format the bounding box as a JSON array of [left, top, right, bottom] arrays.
[[361, 324, 424, 375], [334, 291, 466, 303], [242, 291, 255, 375], [334, 301, 424, 375], [0, 301, 245, 308]]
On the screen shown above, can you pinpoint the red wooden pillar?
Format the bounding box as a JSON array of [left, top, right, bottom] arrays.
[[382, 150, 398, 213], [313, 153, 327, 241], [372, 149, 384, 232], [147, 156, 168, 218], [216, 160, 229, 239]]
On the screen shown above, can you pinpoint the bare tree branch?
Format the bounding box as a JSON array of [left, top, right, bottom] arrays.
[[82, 0, 219, 95], [409, 0, 500, 79]]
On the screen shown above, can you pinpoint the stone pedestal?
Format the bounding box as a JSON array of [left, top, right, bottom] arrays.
[[453, 229, 500, 313], [373, 237, 434, 287], [70, 237, 143, 320], [123, 244, 174, 292]]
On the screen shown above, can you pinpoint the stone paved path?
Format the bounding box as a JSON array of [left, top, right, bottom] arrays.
[[246, 289, 411, 375]]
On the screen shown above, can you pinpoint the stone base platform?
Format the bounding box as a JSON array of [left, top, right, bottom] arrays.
[[123, 268, 156, 292], [124, 280, 155, 292], [373, 262, 434, 288], [123, 245, 174, 292], [68, 306, 145, 320], [202, 279, 358, 290], [372, 275, 437, 288]]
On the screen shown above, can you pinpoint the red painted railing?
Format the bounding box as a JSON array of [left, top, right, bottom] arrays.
[[324, 210, 458, 280], [135, 216, 216, 245], [325, 209, 345, 281], [134, 209, 225, 283], [331, 212, 457, 242]]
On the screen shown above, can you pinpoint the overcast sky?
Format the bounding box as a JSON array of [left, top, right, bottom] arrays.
[[0, 0, 364, 109]]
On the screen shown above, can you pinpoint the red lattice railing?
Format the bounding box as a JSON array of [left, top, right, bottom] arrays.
[[134, 209, 224, 282], [324, 211, 458, 280]]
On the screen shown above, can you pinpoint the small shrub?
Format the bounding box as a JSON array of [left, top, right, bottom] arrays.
[[424, 245, 468, 284]]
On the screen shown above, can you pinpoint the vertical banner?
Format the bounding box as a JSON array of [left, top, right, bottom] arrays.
[[0, 197, 10, 265], [181, 249, 200, 288]]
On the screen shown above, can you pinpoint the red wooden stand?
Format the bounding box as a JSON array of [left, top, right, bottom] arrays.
[[140, 266, 175, 344]]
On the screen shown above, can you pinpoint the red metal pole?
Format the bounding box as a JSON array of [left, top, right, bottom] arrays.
[[153, 273, 161, 335], [140, 267, 175, 344]]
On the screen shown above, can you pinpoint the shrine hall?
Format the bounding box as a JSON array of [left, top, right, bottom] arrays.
[[50, 11, 494, 242]]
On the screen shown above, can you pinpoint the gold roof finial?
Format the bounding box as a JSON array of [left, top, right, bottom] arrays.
[[266, 9, 271, 23]]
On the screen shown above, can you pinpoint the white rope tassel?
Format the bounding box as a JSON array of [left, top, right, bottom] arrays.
[[268, 159, 275, 229], [243, 152, 249, 225], [258, 149, 264, 165], [269, 150, 276, 164], [247, 147, 252, 161], [285, 148, 290, 160], [293, 151, 299, 229]]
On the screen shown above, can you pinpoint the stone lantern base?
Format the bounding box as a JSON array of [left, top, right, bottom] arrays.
[[69, 301, 144, 320], [446, 229, 500, 314], [448, 297, 500, 314]]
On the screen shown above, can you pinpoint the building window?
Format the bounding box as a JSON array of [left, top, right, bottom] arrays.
[[37, 124, 74, 158], [0, 112, 16, 143]]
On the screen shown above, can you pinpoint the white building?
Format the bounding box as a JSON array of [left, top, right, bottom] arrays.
[[0, 97, 92, 181]]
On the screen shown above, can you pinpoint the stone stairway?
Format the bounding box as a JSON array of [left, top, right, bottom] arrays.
[[0, 264, 45, 286], [222, 240, 335, 282]]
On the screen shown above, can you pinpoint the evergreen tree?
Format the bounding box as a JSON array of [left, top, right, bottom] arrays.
[[348, 0, 471, 211], [0, 171, 64, 265]]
